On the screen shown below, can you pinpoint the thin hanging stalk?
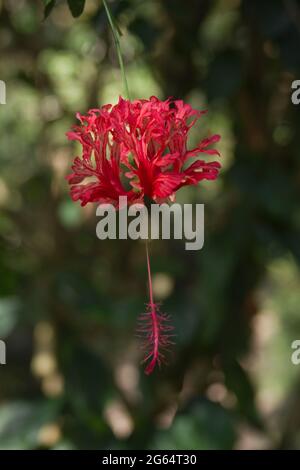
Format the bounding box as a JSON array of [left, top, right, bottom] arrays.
[[103, 0, 131, 100]]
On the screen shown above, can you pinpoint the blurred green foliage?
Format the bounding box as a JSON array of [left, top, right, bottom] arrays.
[[0, 0, 300, 450]]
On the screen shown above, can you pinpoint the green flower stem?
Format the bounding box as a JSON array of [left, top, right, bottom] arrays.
[[103, 0, 131, 100]]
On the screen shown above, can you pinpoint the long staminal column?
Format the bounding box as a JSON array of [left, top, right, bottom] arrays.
[[137, 240, 174, 374]]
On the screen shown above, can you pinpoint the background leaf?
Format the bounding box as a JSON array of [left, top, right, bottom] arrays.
[[67, 0, 86, 18]]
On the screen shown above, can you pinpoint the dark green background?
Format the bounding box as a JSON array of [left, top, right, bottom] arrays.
[[0, 0, 300, 449]]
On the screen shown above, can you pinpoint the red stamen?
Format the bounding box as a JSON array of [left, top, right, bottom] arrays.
[[137, 241, 175, 374]]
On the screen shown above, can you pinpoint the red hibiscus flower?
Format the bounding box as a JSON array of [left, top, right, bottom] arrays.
[[66, 96, 221, 374], [66, 96, 220, 206]]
